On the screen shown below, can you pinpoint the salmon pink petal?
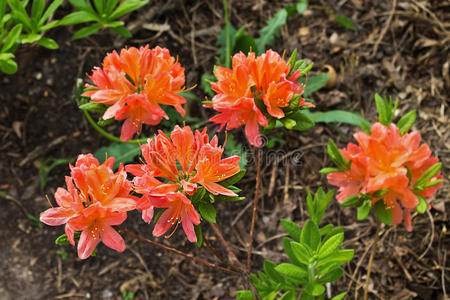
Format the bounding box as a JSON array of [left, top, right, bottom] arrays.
[[99, 225, 126, 253], [40, 207, 75, 226], [152, 208, 175, 237], [181, 209, 197, 242], [245, 119, 262, 147], [202, 182, 237, 196], [102, 211, 127, 226], [141, 207, 154, 223], [78, 230, 100, 259], [104, 197, 136, 211], [120, 118, 139, 141], [125, 164, 147, 176], [65, 223, 76, 246], [403, 210, 413, 232]]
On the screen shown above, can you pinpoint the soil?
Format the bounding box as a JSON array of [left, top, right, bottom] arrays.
[[0, 1, 448, 299]]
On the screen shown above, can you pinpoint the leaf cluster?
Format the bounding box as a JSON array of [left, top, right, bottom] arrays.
[[238, 188, 353, 300], [60, 0, 148, 39]]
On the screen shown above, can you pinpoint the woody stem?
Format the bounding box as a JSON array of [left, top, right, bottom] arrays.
[[247, 147, 262, 271], [82, 110, 147, 144], [363, 221, 381, 300], [121, 228, 239, 276], [210, 222, 245, 271]]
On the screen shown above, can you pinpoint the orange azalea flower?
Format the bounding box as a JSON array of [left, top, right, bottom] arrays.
[[84, 46, 186, 141], [40, 154, 136, 259], [207, 50, 312, 147], [126, 125, 241, 242], [327, 123, 442, 231]]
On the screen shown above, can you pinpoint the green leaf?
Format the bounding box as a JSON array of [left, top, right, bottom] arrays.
[[39, 0, 64, 27], [319, 224, 333, 236], [374, 93, 396, 126], [283, 237, 302, 266], [55, 231, 81, 245], [327, 139, 349, 171], [331, 292, 347, 300], [40, 20, 60, 31], [194, 224, 202, 247], [39, 158, 71, 190], [7, 0, 32, 31], [301, 220, 320, 250], [255, 9, 287, 54], [397, 110, 416, 135], [0, 57, 17, 74], [1, 23, 21, 52], [413, 162, 442, 190], [109, 0, 148, 20], [415, 194, 427, 214], [305, 283, 325, 296], [332, 13, 357, 31], [93, 0, 104, 14], [79, 102, 107, 113], [422, 179, 443, 189], [340, 195, 363, 207], [302, 74, 330, 97], [218, 169, 246, 187], [319, 167, 340, 174], [199, 202, 216, 223], [318, 232, 344, 259], [264, 260, 284, 282], [296, 0, 308, 15], [281, 219, 301, 241], [357, 199, 371, 220], [31, 0, 45, 23], [59, 10, 99, 26], [109, 24, 131, 37], [318, 267, 343, 283], [200, 73, 215, 97], [236, 290, 254, 300], [290, 241, 312, 265], [234, 33, 257, 55], [275, 263, 308, 282], [94, 143, 141, 170], [289, 111, 315, 131], [317, 249, 354, 267], [105, 0, 119, 15], [305, 110, 371, 129], [68, 0, 96, 14], [20, 33, 41, 43], [224, 133, 248, 169], [73, 23, 102, 39], [373, 200, 392, 225], [279, 291, 296, 300], [37, 37, 58, 49]]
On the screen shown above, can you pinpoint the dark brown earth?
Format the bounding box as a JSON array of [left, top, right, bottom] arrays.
[[0, 1, 448, 299]]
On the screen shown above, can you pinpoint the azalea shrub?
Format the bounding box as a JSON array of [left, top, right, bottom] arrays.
[[42, 125, 244, 257], [321, 94, 443, 231], [38, 40, 444, 300], [237, 189, 353, 300]]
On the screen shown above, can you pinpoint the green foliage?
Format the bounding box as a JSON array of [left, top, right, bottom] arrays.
[[412, 162, 442, 191], [302, 74, 330, 97], [55, 231, 81, 245], [122, 290, 135, 300], [94, 142, 141, 170], [7, 0, 63, 48], [39, 158, 72, 190], [374, 93, 398, 127], [255, 9, 287, 54], [397, 110, 416, 135], [332, 13, 357, 31], [224, 133, 248, 169], [373, 200, 392, 225], [240, 188, 353, 299], [325, 139, 350, 171], [61, 0, 149, 39], [305, 110, 371, 130], [56, 249, 68, 260], [0, 23, 21, 73]]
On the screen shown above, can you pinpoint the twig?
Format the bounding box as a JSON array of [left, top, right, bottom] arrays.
[[371, 0, 397, 56], [210, 222, 245, 271], [418, 209, 435, 260], [247, 147, 262, 271], [223, 0, 231, 68], [121, 228, 239, 275], [363, 221, 381, 300]]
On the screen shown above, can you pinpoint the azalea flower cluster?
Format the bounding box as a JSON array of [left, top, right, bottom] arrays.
[[126, 125, 241, 242], [327, 123, 442, 231], [40, 154, 136, 259], [84, 46, 186, 141], [206, 50, 313, 147], [40, 126, 241, 258]]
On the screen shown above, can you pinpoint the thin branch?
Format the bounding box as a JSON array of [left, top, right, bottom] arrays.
[[121, 228, 239, 276], [363, 221, 381, 300], [247, 147, 262, 271], [210, 222, 245, 271]]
